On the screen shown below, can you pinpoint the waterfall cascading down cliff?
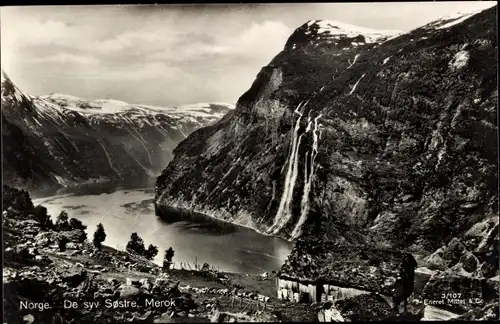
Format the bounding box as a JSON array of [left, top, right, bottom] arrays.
[[267, 101, 323, 237], [291, 114, 322, 239], [266, 101, 308, 235], [97, 138, 122, 179], [125, 127, 154, 165]]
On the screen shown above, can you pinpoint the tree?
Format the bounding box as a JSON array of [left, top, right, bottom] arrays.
[[55, 211, 70, 231], [93, 223, 106, 250], [33, 205, 53, 229], [2, 185, 34, 215], [144, 244, 159, 260], [58, 236, 69, 252], [163, 247, 175, 270], [69, 218, 87, 231], [126, 232, 146, 255]]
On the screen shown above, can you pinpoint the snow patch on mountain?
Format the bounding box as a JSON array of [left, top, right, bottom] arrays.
[[40, 93, 233, 118], [421, 6, 494, 31], [449, 50, 470, 71], [305, 20, 402, 44]]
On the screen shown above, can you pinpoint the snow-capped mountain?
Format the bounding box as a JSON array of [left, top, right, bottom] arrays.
[[39, 93, 230, 128], [1, 70, 234, 191], [284, 19, 401, 53]]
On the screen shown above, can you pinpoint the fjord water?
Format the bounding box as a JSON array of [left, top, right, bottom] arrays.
[[33, 188, 293, 274]]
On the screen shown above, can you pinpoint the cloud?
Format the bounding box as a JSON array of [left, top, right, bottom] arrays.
[[1, 15, 146, 56], [2, 3, 496, 108], [236, 20, 291, 53], [2, 18, 84, 49], [95, 30, 179, 53], [100, 61, 191, 81], [29, 53, 101, 65], [150, 20, 291, 62]]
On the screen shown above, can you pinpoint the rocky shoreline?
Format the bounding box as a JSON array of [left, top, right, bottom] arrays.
[[155, 196, 274, 239]]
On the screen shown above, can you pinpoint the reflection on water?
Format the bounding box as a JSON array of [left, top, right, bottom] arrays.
[[155, 204, 241, 236], [31, 178, 156, 199], [33, 188, 293, 274]]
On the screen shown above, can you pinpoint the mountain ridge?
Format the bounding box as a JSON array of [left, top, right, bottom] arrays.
[[1, 70, 234, 192]]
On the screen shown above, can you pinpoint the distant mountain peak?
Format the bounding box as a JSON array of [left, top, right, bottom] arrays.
[[305, 20, 402, 43], [285, 19, 402, 51], [1, 70, 30, 106], [1, 72, 234, 190]]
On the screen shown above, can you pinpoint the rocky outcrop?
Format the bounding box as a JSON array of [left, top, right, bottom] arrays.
[[2, 185, 201, 323], [1, 71, 233, 192], [155, 6, 497, 259]]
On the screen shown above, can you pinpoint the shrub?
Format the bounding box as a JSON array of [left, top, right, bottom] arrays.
[[33, 205, 53, 229], [2, 185, 34, 214], [69, 218, 87, 231], [93, 223, 106, 250], [163, 247, 175, 270], [126, 232, 146, 256], [145, 244, 159, 260], [55, 211, 70, 231]]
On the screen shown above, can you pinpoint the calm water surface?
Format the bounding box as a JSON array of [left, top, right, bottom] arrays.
[[33, 188, 293, 274]]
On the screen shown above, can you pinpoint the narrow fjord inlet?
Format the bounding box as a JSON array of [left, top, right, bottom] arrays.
[[2, 2, 498, 323]]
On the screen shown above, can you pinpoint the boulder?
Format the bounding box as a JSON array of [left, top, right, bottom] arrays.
[[59, 230, 87, 243], [4, 247, 15, 260], [475, 262, 498, 278], [139, 278, 152, 291], [19, 219, 40, 228], [23, 314, 35, 324], [154, 312, 172, 323], [35, 255, 52, 264], [132, 310, 153, 322], [34, 232, 54, 247], [118, 284, 141, 298], [152, 279, 179, 297], [424, 248, 448, 271], [28, 247, 39, 256], [60, 267, 88, 286], [210, 309, 221, 323], [66, 242, 81, 250], [126, 277, 141, 287]]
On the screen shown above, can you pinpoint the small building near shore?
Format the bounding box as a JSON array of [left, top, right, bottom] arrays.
[[276, 239, 417, 314]]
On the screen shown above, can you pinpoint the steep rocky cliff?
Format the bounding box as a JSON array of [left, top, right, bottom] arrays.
[[1, 71, 233, 192], [155, 7, 497, 256]]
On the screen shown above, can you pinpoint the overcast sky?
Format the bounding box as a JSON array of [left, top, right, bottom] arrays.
[[1, 2, 496, 107]]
